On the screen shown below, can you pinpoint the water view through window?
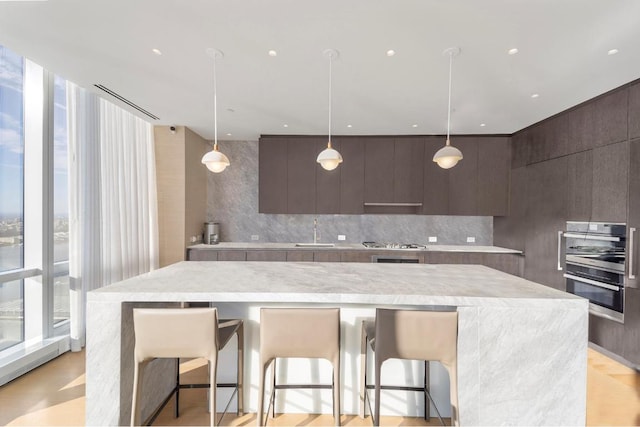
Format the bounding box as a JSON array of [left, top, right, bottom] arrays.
[[0, 45, 25, 351]]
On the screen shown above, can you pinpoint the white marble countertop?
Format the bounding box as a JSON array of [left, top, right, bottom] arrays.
[[90, 261, 579, 309], [187, 242, 523, 254]]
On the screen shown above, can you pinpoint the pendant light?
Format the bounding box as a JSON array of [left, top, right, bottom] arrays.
[[201, 48, 230, 173], [316, 48, 343, 171], [433, 47, 463, 169]]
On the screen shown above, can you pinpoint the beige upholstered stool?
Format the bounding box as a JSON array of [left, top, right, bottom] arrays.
[[257, 307, 341, 426], [360, 308, 458, 426], [130, 307, 244, 426]]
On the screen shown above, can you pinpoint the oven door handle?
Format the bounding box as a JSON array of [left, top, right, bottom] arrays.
[[630, 227, 636, 280], [563, 273, 622, 292], [557, 230, 563, 271], [563, 232, 621, 242]]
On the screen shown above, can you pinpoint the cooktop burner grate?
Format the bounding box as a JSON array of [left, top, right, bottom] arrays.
[[362, 242, 426, 249]]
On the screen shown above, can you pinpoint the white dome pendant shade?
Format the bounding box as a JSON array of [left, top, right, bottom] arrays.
[[202, 148, 230, 173], [433, 47, 463, 169], [201, 48, 230, 173], [317, 141, 343, 171], [433, 140, 463, 169], [317, 49, 343, 171]]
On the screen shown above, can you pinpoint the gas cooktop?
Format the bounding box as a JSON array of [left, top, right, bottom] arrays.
[[362, 242, 426, 249]]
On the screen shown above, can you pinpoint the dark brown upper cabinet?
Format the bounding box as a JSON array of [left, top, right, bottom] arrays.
[[566, 150, 593, 221], [448, 137, 479, 215], [287, 138, 319, 214], [259, 137, 288, 213], [315, 137, 341, 214], [364, 137, 395, 204], [630, 83, 640, 140], [477, 137, 511, 216], [591, 141, 629, 223], [363, 137, 425, 213], [422, 137, 449, 215], [338, 137, 365, 214]]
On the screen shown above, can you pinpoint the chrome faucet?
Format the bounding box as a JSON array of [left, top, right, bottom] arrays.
[[313, 218, 318, 244]]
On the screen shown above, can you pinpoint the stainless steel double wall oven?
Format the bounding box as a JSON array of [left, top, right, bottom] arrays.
[[563, 221, 627, 322]]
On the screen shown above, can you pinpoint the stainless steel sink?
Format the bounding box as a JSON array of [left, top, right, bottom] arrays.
[[294, 243, 335, 248]]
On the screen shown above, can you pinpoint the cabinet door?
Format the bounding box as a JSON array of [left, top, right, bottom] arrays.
[[628, 138, 640, 288], [246, 250, 287, 261], [523, 157, 567, 291], [187, 249, 218, 261], [590, 314, 625, 357], [477, 137, 511, 216], [287, 251, 314, 262], [591, 141, 629, 222], [340, 137, 365, 214], [624, 287, 640, 364], [316, 138, 341, 214], [288, 138, 317, 213], [259, 137, 288, 213], [394, 137, 424, 203], [630, 83, 640, 140], [494, 166, 527, 252], [341, 251, 375, 263], [448, 137, 479, 215], [566, 150, 593, 221], [314, 251, 342, 262], [422, 137, 449, 214], [217, 251, 247, 261], [364, 137, 395, 203]]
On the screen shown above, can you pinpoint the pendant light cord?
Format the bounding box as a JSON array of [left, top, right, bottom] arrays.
[[328, 52, 333, 148], [446, 50, 453, 146], [213, 53, 218, 151]]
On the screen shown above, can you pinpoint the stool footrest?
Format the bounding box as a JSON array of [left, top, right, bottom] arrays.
[[365, 384, 426, 392], [274, 384, 333, 390], [179, 382, 238, 389]]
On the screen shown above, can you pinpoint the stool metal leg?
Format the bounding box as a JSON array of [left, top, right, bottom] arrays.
[[359, 321, 367, 419], [237, 322, 244, 415]]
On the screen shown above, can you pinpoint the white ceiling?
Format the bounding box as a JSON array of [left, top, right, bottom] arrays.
[[1, 0, 639, 142]]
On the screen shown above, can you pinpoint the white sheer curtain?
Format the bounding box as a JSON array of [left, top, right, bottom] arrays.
[[67, 83, 158, 351]]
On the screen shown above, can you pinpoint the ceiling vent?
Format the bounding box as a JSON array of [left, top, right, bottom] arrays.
[[93, 84, 160, 120]]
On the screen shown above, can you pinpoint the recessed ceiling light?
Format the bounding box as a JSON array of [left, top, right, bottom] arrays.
[[226, 108, 235, 113], [283, 124, 288, 128], [608, 49, 619, 56], [531, 93, 540, 99], [347, 124, 352, 128], [508, 48, 519, 55], [386, 49, 396, 57], [152, 48, 162, 56], [412, 124, 418, 128], [480, 123, 486, 127], [268, 50, 278, 57], [226, 133, 232, 136]]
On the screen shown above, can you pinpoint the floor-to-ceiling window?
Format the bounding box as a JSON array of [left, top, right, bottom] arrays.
[[0, 46, 25, 352], [0, 45, 70, 369], [53, 75, 69, 325]]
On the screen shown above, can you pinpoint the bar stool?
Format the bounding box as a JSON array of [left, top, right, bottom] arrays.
[[130, 307, 244, 426], [359, 308, 458, 426], [257, 307, 341, 426]]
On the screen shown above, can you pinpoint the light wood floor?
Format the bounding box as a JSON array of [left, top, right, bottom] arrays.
[[0, 348, 638, 426]]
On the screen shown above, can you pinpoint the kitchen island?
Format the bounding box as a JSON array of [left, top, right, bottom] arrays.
[[86, 261, 587, 426]]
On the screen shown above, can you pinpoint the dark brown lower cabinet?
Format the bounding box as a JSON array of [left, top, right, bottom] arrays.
[[314, 251, 342, 262], [246, 250, 287, 261], [624, 287, 640, 365], [590, 314, 625, 358], [217, 251, 247, 261], [187, 249, 218, 261], [286, 251, 314, 262], [424, 252, 523, 277]]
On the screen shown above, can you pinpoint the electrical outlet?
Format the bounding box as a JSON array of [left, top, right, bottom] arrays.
[[428, 236, 437, 243], [338, 235, 346, 241], [466, 236, 476, 243], [251, 234, 259, 241]]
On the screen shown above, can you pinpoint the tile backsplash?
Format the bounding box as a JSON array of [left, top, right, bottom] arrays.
[[207, 140, 492, 245]]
